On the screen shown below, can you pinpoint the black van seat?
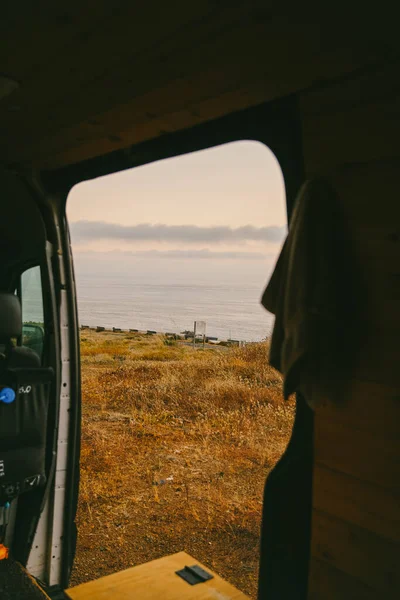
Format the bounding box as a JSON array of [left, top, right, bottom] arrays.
[[0, 293, 53, 506]]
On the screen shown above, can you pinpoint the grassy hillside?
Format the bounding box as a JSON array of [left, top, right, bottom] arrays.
[[70, 330, 294, 597]]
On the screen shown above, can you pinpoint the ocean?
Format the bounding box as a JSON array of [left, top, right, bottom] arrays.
[[73, 255, 275, 342]]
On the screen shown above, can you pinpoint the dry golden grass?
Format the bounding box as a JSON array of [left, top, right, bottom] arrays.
[[71, 330, 294, 598]]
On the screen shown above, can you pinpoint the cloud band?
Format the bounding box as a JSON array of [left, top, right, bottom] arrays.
[[70, 221, 286, 244]]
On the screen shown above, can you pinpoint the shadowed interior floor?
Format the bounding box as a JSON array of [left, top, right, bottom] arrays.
[[0, 557, 50, 599]]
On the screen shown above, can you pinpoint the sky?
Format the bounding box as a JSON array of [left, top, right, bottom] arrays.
[[67, 140, 287, 263]]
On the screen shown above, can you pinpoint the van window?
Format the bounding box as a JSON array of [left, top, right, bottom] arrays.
[[20, 266, 45, 360]]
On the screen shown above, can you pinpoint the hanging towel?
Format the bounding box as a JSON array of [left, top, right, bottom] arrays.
[[261, 177, 355, 408]]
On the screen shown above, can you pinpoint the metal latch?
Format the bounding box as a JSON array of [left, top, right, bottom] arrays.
[[176, 564, 214, 585]]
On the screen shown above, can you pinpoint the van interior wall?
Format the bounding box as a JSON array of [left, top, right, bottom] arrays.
[[0, 168, 47, 283], [0, 168, 48, 556], [300, 62, 400, 599]]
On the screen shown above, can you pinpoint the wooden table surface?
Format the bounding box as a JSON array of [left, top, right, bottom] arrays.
[[66, 552, 250, 600]]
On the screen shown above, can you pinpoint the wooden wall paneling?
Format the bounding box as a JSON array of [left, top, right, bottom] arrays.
[[30, 84, 271, 170], [308, 558, 381, 600], [316, 379, 400, 439], [311, 510, 399, 596], [1, 1, 224, 110], [302, 62, 400, 598], [350, 335, 400, 387], [1, 6, 276, 152], [301, 98, 400, 171], [312, 465, 400, 543], [27, 55, 400, 170], [7, 18, 276, 166], [3, 7, 400, 168], [0, 1, 114, 80], [300, 63, 400, 172], [313, 417, 400, 491]]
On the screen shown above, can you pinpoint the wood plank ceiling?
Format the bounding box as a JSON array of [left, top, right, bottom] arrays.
[[1, 1, 399, 171]]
